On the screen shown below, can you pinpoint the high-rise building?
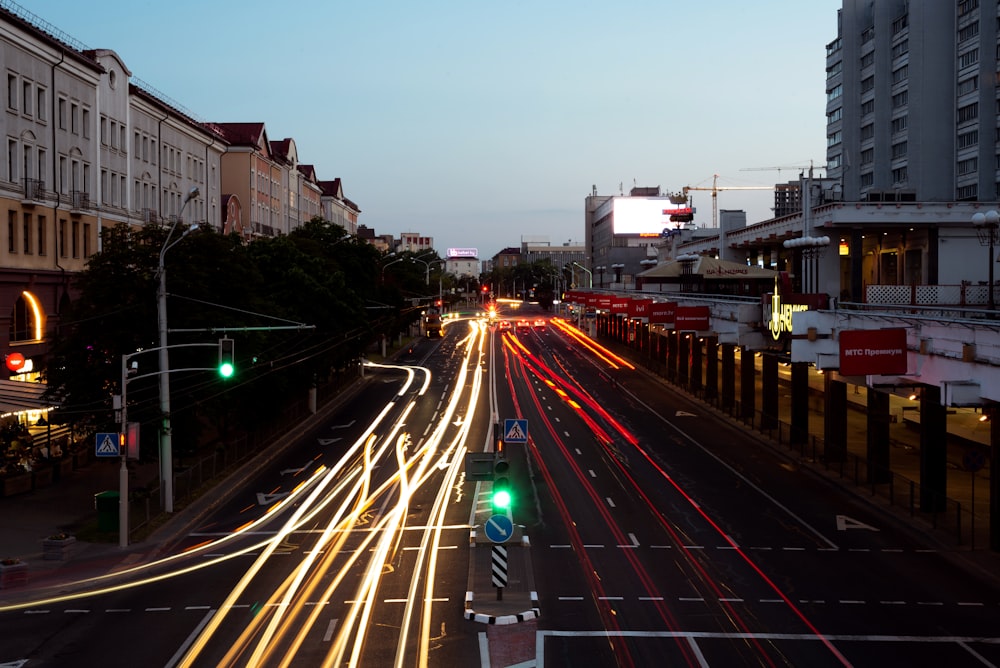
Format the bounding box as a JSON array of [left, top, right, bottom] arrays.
[[826, 1, 997, 203]]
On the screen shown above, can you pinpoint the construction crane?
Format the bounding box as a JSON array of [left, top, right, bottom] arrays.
[[682, 174, 774, 229], [741, 161, 826, 179]]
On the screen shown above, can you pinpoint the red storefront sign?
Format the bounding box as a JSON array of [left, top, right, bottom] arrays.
[[610, 297, 630, 314], [598, 295, 612, 310], [628, 298, 653, 319], [839, 328, 908, 376], [675, 305, 710, 331], [649, 301, 676, 325], [586, 294, 600, 308]]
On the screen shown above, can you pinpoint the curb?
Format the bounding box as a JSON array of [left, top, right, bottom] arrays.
[[464, 590, 540, 625]]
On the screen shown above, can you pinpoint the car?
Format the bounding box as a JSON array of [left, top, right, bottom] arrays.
[[498, 320, 511, 330], [516, 319, 531, 333], [533, 318, 546, 330]]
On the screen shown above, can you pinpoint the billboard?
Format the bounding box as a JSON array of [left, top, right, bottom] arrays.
[[649, 301, 676, 325], [675, 306, 711, 331], [612, 198, 692, 235], [839, 328, 908, 376], [447, 247, 478, 258]]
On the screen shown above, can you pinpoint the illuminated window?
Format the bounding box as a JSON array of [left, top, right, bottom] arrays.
[[9, 291, 42, 342]]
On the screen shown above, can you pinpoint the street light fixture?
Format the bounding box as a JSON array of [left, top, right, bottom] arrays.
[[971, 210, 1000, 310], [572, 261, 593, 288], [157, 185, 199, 513]]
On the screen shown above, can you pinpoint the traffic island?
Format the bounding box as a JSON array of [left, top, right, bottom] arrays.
[[465, 525, 539, 624]]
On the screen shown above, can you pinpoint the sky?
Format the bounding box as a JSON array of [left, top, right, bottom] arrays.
[[20, 0, 841, 260]]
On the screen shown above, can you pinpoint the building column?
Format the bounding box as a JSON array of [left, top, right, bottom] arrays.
[[667, 330, 678, 382], [678, 333, 690, 386], [740, 348, 756, 422], [824, 375, 847, 462], [790, 362, 809, 446], [761, 353, 779, 430], [867, 389, 891, 484], [704, 336, 719, 403], [721, 343, 735, 412], [920, 385, 948, 513]]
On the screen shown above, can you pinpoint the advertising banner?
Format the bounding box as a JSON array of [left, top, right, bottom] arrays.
[[675, 305, 711, 331], [598, 295, 612, 310], [628, 298, 653, 320], [610, 297, 630, 314], [649, 301, 677, 325], [839, 328, 908, 376]]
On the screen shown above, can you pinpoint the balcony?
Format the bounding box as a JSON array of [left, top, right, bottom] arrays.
[[70, 190, 91, 214], [142, 208, 158, 224], [21, 178, 45, 204]]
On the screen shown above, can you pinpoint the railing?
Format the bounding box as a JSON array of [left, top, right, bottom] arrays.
[[866, 283, 997, 307], [22, 178, 44, 201], [70, 190, 90, 211]]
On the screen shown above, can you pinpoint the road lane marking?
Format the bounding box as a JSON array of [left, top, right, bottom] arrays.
[[588, 469, 596, 477], [606, 497, 616, 508], [324, 618, 339, 642]]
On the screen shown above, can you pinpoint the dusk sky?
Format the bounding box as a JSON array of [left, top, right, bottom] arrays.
[[22, 0, 839, 259]]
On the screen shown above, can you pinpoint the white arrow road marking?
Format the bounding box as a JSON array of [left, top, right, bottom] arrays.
[[675, 410, 697, 417], [256, 491, 291, 506], [317, 437, 342, 446], [331, 420, 356, 430], [280, 461, 314, 476], [836, 514, 879, 532]]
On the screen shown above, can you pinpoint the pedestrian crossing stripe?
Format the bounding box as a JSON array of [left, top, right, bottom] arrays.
[[96, 432, 120, 456], [503, 419, 528, 443]]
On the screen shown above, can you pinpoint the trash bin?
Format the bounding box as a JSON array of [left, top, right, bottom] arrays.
[[94, 490, 119, 532]]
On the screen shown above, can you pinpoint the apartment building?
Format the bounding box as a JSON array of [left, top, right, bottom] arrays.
[[319, 179, 361, 235]]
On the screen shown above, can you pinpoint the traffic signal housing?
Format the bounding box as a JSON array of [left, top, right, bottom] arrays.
[[218, 337, 235, 378], [492, 455, 511, 511]]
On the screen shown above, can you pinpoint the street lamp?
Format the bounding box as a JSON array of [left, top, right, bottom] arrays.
[[380, 254, 404, 282], [595, 265, 606, 288], [572, 261, 593, 288], [971, 210, 1000, 309], [157, 185, 199, 513]]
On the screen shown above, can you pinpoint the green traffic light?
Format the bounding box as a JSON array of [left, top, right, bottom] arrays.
[[492, 488, 511, 510], [219, 362, 235, 378]]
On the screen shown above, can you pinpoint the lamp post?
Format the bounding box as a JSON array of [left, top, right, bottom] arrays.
[[611, 263, 625, 287], [572, 261, 593, 288], [380, 254, 404, 282], [595, 265, 605, 288], [157, 186, 199, 513], [972, 210, 1000, 310]]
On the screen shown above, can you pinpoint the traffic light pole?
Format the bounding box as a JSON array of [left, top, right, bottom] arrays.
[[116, 341, 229, 547]]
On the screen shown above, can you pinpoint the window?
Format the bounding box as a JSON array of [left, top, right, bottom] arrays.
[[36, 148, 45, 181], [861, 123, 875, 140], [958, 157, 978, 175], [70, 102, 78, 134], [892, 14, 908, 34], [891, 39, 909, 58], [827, 60, 843, 77], [957, 184, 978, 200], [958, 102, 979, 123], [959, 20, 979, 42], [860, 172, 874, 188], [892, 166, 907, 184], [860, 51, 874, 69], [827, 84, 842, 101], [958, 130, 978, 149], [9, 295, 37, 343], [959, 49, 979, 69], [58, 219, 66, 258], [101, 169, 108, 205], [892, 115, 908, 134], [21, 81, 31, 117], [7, 139, 16, 182], [861, 99, 874, 116], [36, 87, 45, 121], [861, 148, 874, 165], [861, 76, 874, 93], [828, 107, 843, 123], [892, 90, 908, 108], [892, 141, 907, 159], [7, 210, 14, 253], [21, 212, 30, 255], [6, 73, 16, 111], [958, 0, 979, 17], [71, 219, 79, 258], [828, 154, 842, 170], [100, 116, 107, 145], [83, 223, 90, 257], [58, 98, 66, 129], [37, 215, 45, 255], [81, 108, 89, 138], [827, 130, 842, 147], [958, 76, 978, 96], [892, 65, 908, 85]]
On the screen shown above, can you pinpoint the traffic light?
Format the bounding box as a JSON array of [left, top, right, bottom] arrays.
[[492, 455, 511, 511], [218, 337, 235, 378]]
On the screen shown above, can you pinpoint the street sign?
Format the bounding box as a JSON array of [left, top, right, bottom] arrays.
[[964, 449, 986, 473], [491, 545, 509, 588], [95, 432, 120, 458], [464, 452, 496, 480], [484, 513, 514, 543], [503, 419, 528, 444]]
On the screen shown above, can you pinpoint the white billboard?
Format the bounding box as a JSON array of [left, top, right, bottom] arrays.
[[612, 198, 690, 235], [447, 247, 479, 258]]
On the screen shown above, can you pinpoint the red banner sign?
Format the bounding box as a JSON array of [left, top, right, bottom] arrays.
[[649, 301, 676, 324], [675, 306, 710, 331], [628, 298, 653, 319], [598, 295, 612, 310], [610, 297, 630, 314], [839, 328, 908, 376], [586, 294, 599, 308]]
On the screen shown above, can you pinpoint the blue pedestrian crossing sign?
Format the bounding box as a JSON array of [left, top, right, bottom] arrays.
[[503, 419, 528, 444], [95, 432, 120, 458]]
